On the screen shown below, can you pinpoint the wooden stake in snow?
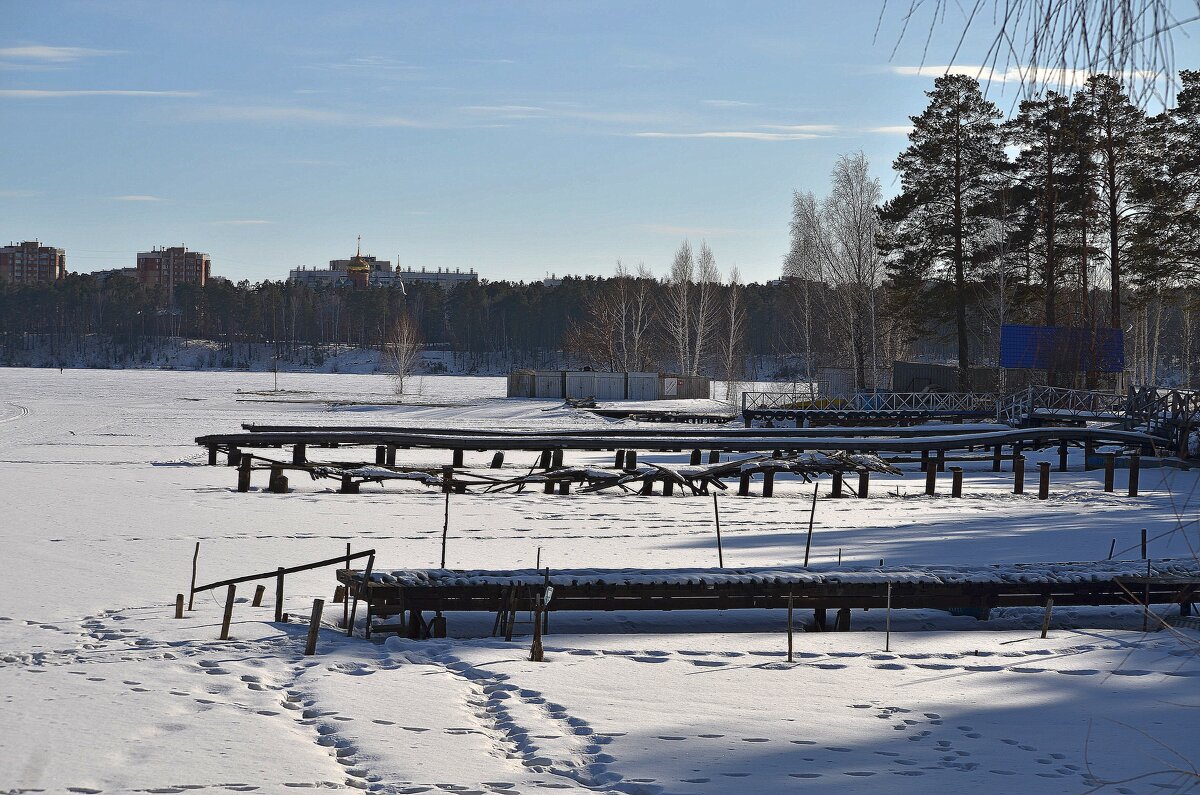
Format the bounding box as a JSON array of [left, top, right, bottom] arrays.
[[219, 584, 236, 640], [885, 581, 892, 652], [174, 593, 184, 619], [712, 493, 724, 568], [441, 491, 450, 568], [252, 584, 265, 607], [786, 591, 794, 663], [275, 567, 285, 623], [803, 482, 818, 568], [1040, 597, 1054, 639], [187, 541, 199, 611], [305, 599, 324, 656], [530, 592, 545, 662], [1108, 538, 1116, 560]]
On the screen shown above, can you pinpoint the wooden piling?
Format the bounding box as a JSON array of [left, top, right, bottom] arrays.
[[813, 607, 827, 631], [925, 465, 936, 496], [832, 471, 843, 498], [442, 465, 453, 494], [1128, 454, 1140, 497], [835, 607, 852, 631], [530, 593, 544, 662], [1103, 452, 1116, 492], [304, 599, 324, 656], [227, 447, 241, 467], [935, 449, 946, 472], [1038, 461, 1051, 500], [1040, 597, 1054, 639], [237, 456, 252, 492], [551, 449, 564, 468], [252, 583, 266, 607], [274, 567, 285, 623], [1013, 454, 1025, 494], [858, 470, 869, 498], [558, 480, 571, 495], [786, 592, 794, 663], [626, 451, 637, 469], [992, 445, 1002, 472], [708, 450, 720, 464], [615, 450, 626, 468], [690, 449, 702, 465], [174, 593, 184, 619], [386, 446, 396, 466], [452, 448, 464, 468], [333, 585, 345, 604], [187, 541, 199, 611], [207, 445, 218, 466], [545, 478, 556, 494], [1058, 440, 1068, 472], [219, 584, 236, 640], [920, 450, 929, 472], [268, 466, 288, 494], [490, 452, 504, 469], [737, 471, 750, 496], [292, 443, 306, 465], [762, 470, 774, 498], [375, 445, 387, 465], [1141, 527, 1148, 559], [950, 466, 963, 498], [538, 450, 552, 469]]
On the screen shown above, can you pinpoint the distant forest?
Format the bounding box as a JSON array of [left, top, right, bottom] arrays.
[[3, 71, 1198, 387]]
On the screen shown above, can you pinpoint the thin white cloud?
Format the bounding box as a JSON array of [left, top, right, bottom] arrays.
[[467, 58, 515, 65], [460, 104, 547, 119], [864, 124, 914, 135], [0, 89, 200, 98], [114, 195, 165, 202], [0, 188, 40, 198], [889, 64, 1153, 88], [634, 130, 824, 141], [702, 99, 754, 107], [0, 45, 122, 62], [310, 56, 425, 80], [213, 219, 271, 226], [760, 124, 839, 133], [203, 105, 426, 127]]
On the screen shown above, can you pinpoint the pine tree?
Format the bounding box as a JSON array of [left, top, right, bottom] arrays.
[[880, 74, 1008, 390]]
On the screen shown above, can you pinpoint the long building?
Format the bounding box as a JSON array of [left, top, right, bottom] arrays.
[[136, 246, 210, 288], [289, 247, 479, 290], [0, 240, 66, 284]]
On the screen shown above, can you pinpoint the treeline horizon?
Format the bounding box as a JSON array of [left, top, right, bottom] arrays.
[[3, 71, 1198, 388]]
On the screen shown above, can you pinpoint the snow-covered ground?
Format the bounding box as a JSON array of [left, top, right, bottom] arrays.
[[2, 367, 1199, 794]]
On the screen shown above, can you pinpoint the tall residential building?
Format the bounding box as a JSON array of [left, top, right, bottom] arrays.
[[136, 246, 211, 288], [0, 240, 66, 284]]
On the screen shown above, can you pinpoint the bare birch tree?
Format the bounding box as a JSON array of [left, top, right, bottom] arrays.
[[719, 266, 748, 404], [664, 241, 694, 375], [691, 242, 721, 376], [387, 312, 423, 395]]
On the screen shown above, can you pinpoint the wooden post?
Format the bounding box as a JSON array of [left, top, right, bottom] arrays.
[[832, 470, 843, 498], [786, 592, 794, 663], [1141, 527, 1148, 560], [346, 553, 373, 637], [442, 465, 453, 494], [269, 466, 288, 494], [1128, 454, 1140, 497], [431, 612, 446, 638], [712, 493, 724, 568], [925, 465, 936, 496], [375, 446, 387, 465], [490, 452, 504, 469], [1104, 452, 1116, 492], [227, 447, 241, 467], [813, 607, 827, 631], [545, 477, 556, 494], [538, 449, 552, 469], [252, 584, 265, 607], [551, 449, 563, 468], [237, 456, 252, 492], [803, 482, 818, 567], [292, 443, 306, 465], [690, 449, 702, 465], [992, 445, 1002, 472], [174, 593, 184, 619], [187, 541, 199, 611], [530, 593, 544, 662], [1084, 438, 1095, 470], [274, 567, 285, 622], [407, 609, 423, 640], [835, 607, 852, 631], [615, 450, 626, 468], [1038, 461, 1050, 500], [219, 584, 236, 640], [504, 587, 516, 642], [708, 450, 720, 464], [386, 446, 396, 466], [858, 470, 869, 498], [920, 450, 929, 472], [441, 491, 450, 567], [885, 582, 892, 652], [304, 599, 324, 656], [1013, 454, 1025, 494], [639, 478, 654, 496], [950, 466, 963, 498], [737, 471, 750, 496], [339, 473, 359, 494], [626, 451, 637, 469], [1058, 440, 1068, 472], [558, 480, 571, 495], [762, 470, 774, 498], [452, 448, 464, 468], [935, 449, 946, 472], [1040, 597, 1054, 639], [1108, 538, 1116, 560], [342, 543, 351, 628], [207, 445, 218, 466], [333, 585, 345, 604]]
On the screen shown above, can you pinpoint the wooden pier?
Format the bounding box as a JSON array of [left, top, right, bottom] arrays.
[[337, 559, 1200, 639]]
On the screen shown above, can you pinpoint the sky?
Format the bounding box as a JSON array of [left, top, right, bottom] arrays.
[[3, 1, 1197, 285]]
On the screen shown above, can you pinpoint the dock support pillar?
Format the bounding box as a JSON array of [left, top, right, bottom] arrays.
[[539, 450, 552, 469], [293, 443, 307, 465], [832, 471, 844, 498], [407, 610, 423, 639], [925, 465, 936, 496], [490, 452, 505, 469], [386, 446, 396, 466], [1129, 454, 1141, 497], [951, 466, 963, 498], [340, 474, 359, 494], [812, 608, 827, 632], [615, 450, 626, 469], [626, 451, 637, 469], [551, 449, 564, 469], [452, 448, 464, 468], [936, 449, 946, 472], [1014, 455, 1025, 494], [858, 470, 869, 498], [835, 607, 852, 631], [662, 480, 674, 497], [269, 465, 288, 493], [208, 445, 218, 466], [920, 450, 929, 472], [690, 449, 702, 465], [1103, 452, 1116, 492], [237, 457, 252, 492], [558, 481, 571, 495], [762, 471, 774, 498], [992, 445, 1002, 473], [430, 613, 447, 638], [708, 450, 720, 464], [227, 447, 241, 467], [1038, 461, 1051, 500], [376, 446, 387, 465], [1058, 441, 1068, 472], [738, 472, 751, 497]]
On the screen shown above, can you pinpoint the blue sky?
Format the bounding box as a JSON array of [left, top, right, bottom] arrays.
[[3, 2, 1193, 284]]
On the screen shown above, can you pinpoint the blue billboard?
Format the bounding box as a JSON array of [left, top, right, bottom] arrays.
[[999, 324, 1124, 373]]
